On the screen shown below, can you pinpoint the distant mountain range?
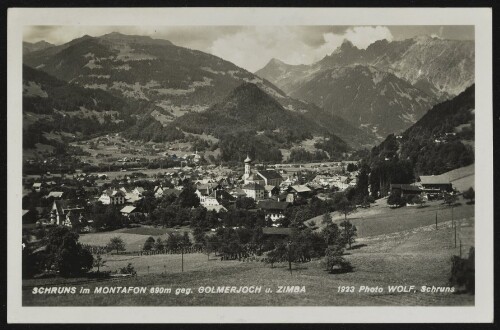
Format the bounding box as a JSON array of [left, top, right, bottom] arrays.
[[256, 36, 474, 137], [23, 40, 55, 54], [23, 32, 375, 149]]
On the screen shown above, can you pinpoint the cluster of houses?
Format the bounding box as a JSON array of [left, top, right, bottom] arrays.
[[25, 155, 361, 230], [389, 175, 455, 202], [24, 151, 459, 231]]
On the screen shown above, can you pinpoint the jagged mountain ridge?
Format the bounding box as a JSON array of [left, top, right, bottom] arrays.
[[23, 32, 375, 147], [289, 64, 437, 138], [256, 36, 474, 100]]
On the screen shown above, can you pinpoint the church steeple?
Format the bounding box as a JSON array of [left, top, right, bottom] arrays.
[[243, 154, 252, 182]]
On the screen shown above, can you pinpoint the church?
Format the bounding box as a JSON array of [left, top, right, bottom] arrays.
[[242, 155, 283, 187]]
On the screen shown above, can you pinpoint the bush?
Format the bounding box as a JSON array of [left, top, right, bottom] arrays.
[[322, 245, 352, 273], [42, 227, 94, 277], [449, 247, 475, 293], [143, 236, 155, 251], [119, 263, 136, 275], [387, 193, 405, 208]]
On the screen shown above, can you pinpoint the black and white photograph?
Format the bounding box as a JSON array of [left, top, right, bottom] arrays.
[[6, 7, 494, 323]]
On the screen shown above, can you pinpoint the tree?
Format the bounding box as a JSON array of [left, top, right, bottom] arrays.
[[333, 193, 356, 220], [323, 245, 352, 273], [107, 236, 126, 254], [340, 220, 357, 249], [346, 163, 358, 172], [410, 194, 426, 207], [93, 254, 106, 274], [235, 196, 256, 210], [43, 226, 94, 277], [463, 187, 475, 204], [387, 191, 405, 208], [264, 243, 287, 268], [444, 193, 459, 207], [322, 223, 342, 246], [143, 236, 155, 251], [176, 185, 200, 208], [154, 238, 164, 251], [334, 194, 356, 249], [193, 227, 206, 246], [321, 212, 332, 225], [181, 231, 192, 247]]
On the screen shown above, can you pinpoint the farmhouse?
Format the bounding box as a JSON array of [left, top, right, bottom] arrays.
[[257, 200, 289, 226], [389, 184, 422, 197], [419, 175, 453, 192], [286, 185, 312, 202], [262, 227, 292, 238]]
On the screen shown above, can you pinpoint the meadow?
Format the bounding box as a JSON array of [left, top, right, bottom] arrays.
[[23, 214, 474, 306]]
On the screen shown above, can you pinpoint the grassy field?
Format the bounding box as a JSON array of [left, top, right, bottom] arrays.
[[23, 215, 474, 306], [79, 227, 193, 251], [308, 197, 474, 238]]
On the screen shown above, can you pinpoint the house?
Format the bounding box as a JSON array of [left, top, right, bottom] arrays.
[[262, 227, 292, 237], [98, 189, 126, 205], [51, 200, 85, 226], [200, 190, 221, 206], [132, 187, 145, 196], [204, 205, 228, 213], [389, 184, 422, 197], [230, 188, 247, 199], [264, 185, 280, 198], [287, 185, 312, 202], [32, 182, 43, 192], [153, 186, 164, 198], [419, 175, 453, 192], [46, 191, 64, 199], [242, 182, 266, 201], [257, 200, 289, 226], [120, 205, 137, 217]]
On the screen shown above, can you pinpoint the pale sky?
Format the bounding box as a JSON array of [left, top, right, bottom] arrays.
[[23, 25, 474, 72]]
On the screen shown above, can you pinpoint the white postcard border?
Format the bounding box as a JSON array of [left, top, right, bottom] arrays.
[[7, 7, 493, 323]]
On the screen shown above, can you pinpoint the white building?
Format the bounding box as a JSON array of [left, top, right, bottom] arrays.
[[98, 189, 126, 205], [242, 182, 265, 201]]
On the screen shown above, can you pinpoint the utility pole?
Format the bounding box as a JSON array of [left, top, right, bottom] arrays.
[[287, 241, 292, 276], [435, 211, 438, 230], [454, 224, 457, 248], [459, 240, 462, 258], [452, 206, 456, 248], [181, 246, 184, 272]]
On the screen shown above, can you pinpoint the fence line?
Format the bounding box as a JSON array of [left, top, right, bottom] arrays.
[[82, 244, 205, 256]]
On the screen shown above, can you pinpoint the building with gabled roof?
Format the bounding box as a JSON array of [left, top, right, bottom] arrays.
[[98, 189, 126, 205], [51, 200, 85, 226], [242, 182, 265, 201], [257, 200, 290, 225], [120, 205, 137, 217]]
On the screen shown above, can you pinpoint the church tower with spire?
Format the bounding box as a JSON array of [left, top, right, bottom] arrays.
[[243, 154, 252, 182]]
